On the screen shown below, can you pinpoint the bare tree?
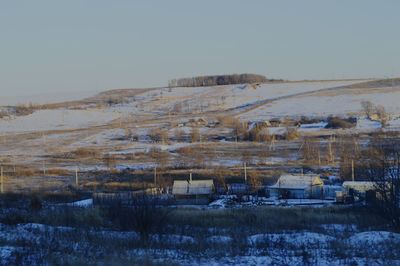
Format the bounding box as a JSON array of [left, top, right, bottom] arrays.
[[174, 128, 185, 142], [150, 148, 169, 170], [284, 127, 299, 141], [359, 133, 400, 229], [375, 105, 389, 127], [215, 166, 230, 192], [301, 138, 321, 163], [361, 100, 374, 119], [248, 170, 263, 193], [338, 136, 361, 180], [190, 127, 200, 143], [107, 194, 171, 244], [148, 128, 169, 143]]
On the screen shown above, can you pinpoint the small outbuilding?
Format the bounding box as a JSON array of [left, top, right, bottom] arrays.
[[342, 181, 376, 194], [267, 174, 324, 199], [227, 183, 248, 195], [172, 179, 214, 205]]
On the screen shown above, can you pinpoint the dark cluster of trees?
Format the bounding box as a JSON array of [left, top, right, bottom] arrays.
[[169, 73, 268, 87], [357, 133, 400, 229]]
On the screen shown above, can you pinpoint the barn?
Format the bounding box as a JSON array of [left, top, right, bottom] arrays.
[[172, 179, 214, 205], [267, 174, 324, 199]]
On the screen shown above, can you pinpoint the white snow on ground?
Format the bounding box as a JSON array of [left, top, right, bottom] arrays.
[[1, 222, 400, 265], [151, 234, 195, 244], [298, 122, 329, 133], [206, 236, 233, 244], [240, 87, 400, 120], [16, 223, 74, 233], [387, 118, 400, 131], [248, 232, 335, 247], [0, 246, 17, 261], [69, 128, 126, 147], [275, 199, 335, 206], [0, 109, 120, 133], [348, 231, 400, 245], [0, 80, 373, 134], [68, 198, 93, 208], [91, 80, 364, 116], [159, 80, 362, 113], [320, 224, 358, 234], [356, 117, 382, 130], [108, 142, 192, 155]]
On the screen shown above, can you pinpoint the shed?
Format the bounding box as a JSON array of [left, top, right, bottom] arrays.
[[342, 181, 377, 194], [267, 174, 323, 199], [172, 180, 214, 205], [227, 183, 248, 195]]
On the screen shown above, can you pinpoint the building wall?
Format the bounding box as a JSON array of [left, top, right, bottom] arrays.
[[174, 194, 212, 205], [268, 186, 324, 199], [268, 188, 306, 199]]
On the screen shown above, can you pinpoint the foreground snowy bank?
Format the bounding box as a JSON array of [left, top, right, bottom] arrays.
[[0, 222, 399, 265]]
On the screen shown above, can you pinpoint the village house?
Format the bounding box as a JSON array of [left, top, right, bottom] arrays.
[[267, 174, 324, 199], [336, 181, 380, 203], [172, 178, 214, 205]]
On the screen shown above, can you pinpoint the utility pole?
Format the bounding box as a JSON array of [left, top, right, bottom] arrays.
[[189, 170, 193, 183], [318, 149, 321, 167], [75, 166, 79, 186], [1, 166, 3, 194], [43, 161, 46, 176], [154, 167, 157, 186], [42, 132, 46, 145], [351, 160, 355, 182], [244, 162, 247, 183], [269, 135, 276, 151], [328, 136, 334, 164]]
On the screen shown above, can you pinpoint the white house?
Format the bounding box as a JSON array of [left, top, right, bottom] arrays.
[[172, 179, 214, 204], [267, 174, 324, 199]]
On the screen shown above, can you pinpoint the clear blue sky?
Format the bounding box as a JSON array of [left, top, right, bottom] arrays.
[[1, 0, 399, 97]]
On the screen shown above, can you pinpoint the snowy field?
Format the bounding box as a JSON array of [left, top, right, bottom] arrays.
[[0, 80, 366, 134], [240, 86, 400, 120], [148, 80, 364, 114], [0, 109, 120, 133]]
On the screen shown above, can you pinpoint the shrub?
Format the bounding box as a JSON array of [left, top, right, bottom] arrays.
[[284, 127, 299, 140], [14, 104, 37, 116], [326, 116, 356, 129], [148, 128, 169, 143], [72, 147, 101, 158], [30, 194, 43, 211]]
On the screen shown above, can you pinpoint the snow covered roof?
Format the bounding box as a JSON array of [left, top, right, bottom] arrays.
[[342, 181, 377, 192], [269, 174, 323, 189], [172, 180, 214, 195]]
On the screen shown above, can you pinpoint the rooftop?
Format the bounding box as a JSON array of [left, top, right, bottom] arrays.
[[269, 174, 323, 189], [172, 180, 214, 195]]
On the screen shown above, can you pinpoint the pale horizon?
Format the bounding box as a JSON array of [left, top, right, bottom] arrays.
[[1, 0, 399, 98]]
